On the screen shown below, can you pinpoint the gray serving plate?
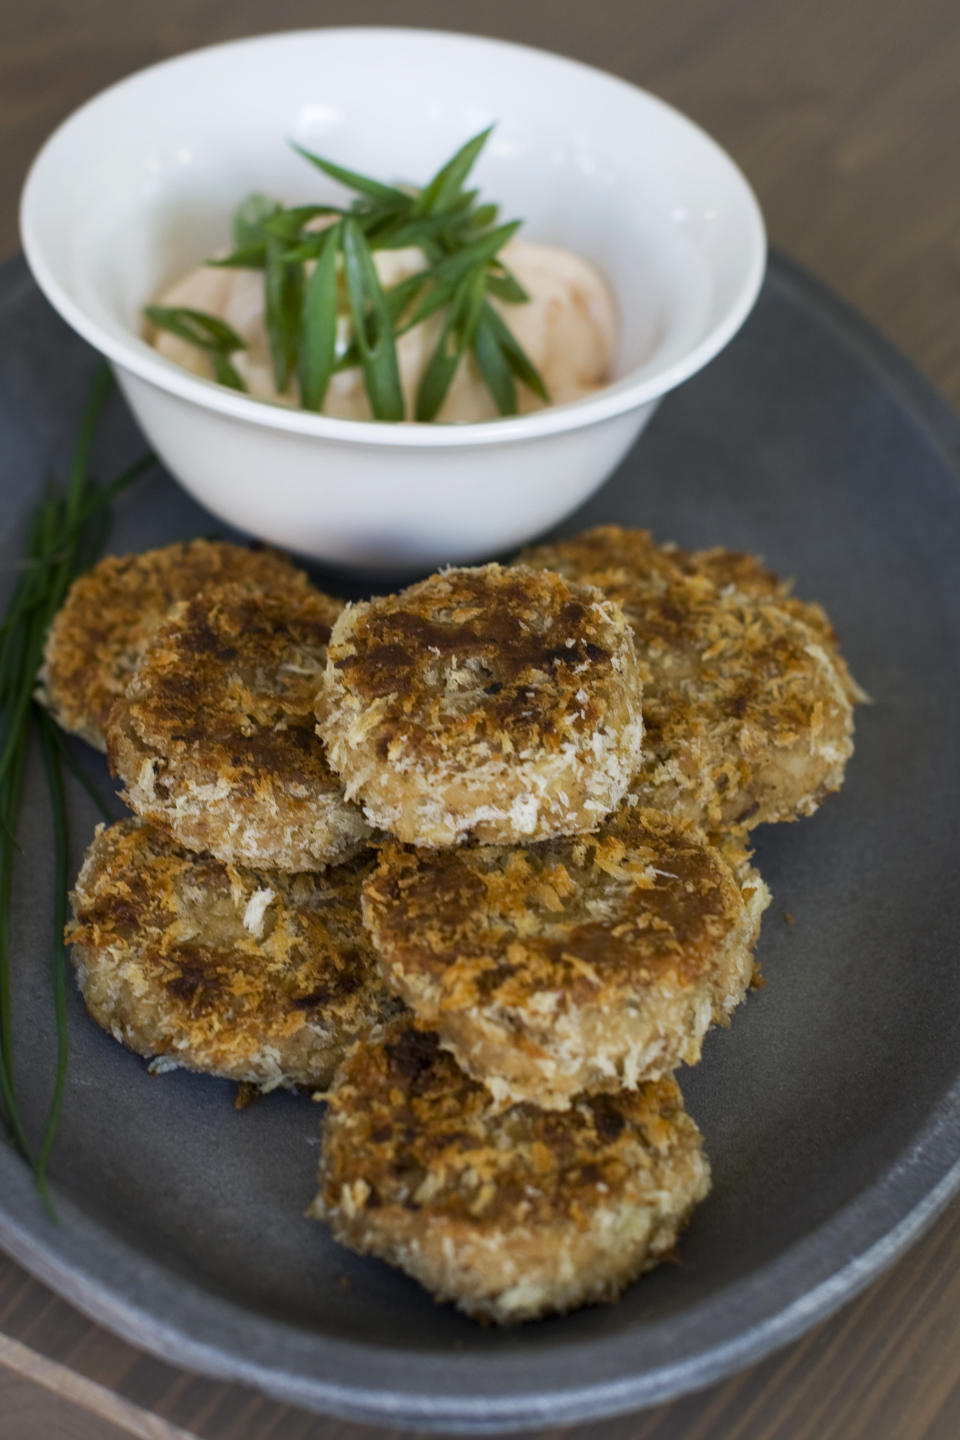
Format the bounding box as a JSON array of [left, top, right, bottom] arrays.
[[0, 251, 958, 1433]]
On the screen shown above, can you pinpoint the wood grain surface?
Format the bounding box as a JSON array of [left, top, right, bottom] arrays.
[[2, 1, 959, 1437]]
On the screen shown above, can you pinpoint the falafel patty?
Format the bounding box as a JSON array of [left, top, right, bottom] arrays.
[[107, 582, 369, 871], [38, 540, 311, 750], [311, 1018, 709, 1324], [362, 806, 770, 1110], [518, 527, 860, 831], [67, 820, 398, 1090], [317, 564, 644, 847]]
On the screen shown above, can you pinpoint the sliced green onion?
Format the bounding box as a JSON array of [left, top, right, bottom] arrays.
[[233, 192, 282, 249], [206, 245, 268, 271], [264, 236, 304, 393], [415, 269, 487, 422], [341, 219, 404, 421], [415, 126, 493, 216], [291, 142, 412, 207], [472, 307, 517, 415], [486, 267, 529, 304], [299, 222, 342, 411], [144, 306, 247, 353], [481, 301, 550, 401]]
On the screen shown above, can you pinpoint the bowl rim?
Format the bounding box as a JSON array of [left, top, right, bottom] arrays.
[[19, 25, 767, 450]]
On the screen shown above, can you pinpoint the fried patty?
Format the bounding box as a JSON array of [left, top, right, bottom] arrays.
[[107, 581, 369, 871], [67, 820, 398, 1090], [669, 543, 857, 654], [38, 540, 310, 750], [518, 527, 861, 831], [311, 1018, 709, 1323], [363, 805, 769, 1109], [317, 564, 644, 847]]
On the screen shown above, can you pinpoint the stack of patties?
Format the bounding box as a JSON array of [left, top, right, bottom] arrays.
[[309, 545, 860, 1324], [44, 527, 862, 1328], [45, 541, 398, 1094]]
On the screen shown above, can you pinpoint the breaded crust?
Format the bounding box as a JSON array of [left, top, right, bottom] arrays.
[[312, 1018, 710, 1323], [669, 542, 863, 665], [107, 582, 369, 871], [363, 806, 769, 1109], [317, 564, 644, 847], [518, 527, 860, 831], [67, 820, 398, 1090], [37, 540, 310, 750]]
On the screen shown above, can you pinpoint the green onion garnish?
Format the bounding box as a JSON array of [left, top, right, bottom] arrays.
[[298, 221, 342, 412], [146, 128, 549, 422], [142, 307, 248, 393], [341, 217, 405, 422]]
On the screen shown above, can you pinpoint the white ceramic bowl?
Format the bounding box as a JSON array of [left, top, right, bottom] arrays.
[[20, 28, 765, 572]]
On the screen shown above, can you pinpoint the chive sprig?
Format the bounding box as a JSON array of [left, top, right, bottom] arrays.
[[0, 368, 154, 1215]]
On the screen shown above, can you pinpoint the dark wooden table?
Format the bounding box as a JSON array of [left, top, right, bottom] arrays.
[[2, 2, 959, 1436]]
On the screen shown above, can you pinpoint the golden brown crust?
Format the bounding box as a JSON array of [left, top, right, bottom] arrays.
[[38, 540, 311, 749], [312, 1016, 710, 1322], [362, 806, 770, 1107], [107, 582, 369, 871], [67, 820, 399, 1090], [318, 564, 643, 846], [518, 526, 859, 831], [668, 542, 861, 668]]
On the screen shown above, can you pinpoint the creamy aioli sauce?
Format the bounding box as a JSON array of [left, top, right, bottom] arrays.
[[149, 238, 617, 422]]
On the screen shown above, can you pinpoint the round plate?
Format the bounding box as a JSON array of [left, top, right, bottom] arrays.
[[0, 251, 958, 1432]]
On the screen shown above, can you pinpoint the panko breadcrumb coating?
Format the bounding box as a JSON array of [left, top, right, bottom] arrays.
[[312, 1018, 709, 1324], [363, 805, 769, 1109], [518, 527, 861, 831], [668, 543, 858, 656], [37, 540, 310, 750], [67, 820, 398, 1090], [317, 564, 643, 847], [107, 582, 369, 871]]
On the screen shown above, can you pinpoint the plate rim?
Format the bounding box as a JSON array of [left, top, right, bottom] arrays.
[[1, 247, 959, 1432], [2, 1091, 959, 1432]]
